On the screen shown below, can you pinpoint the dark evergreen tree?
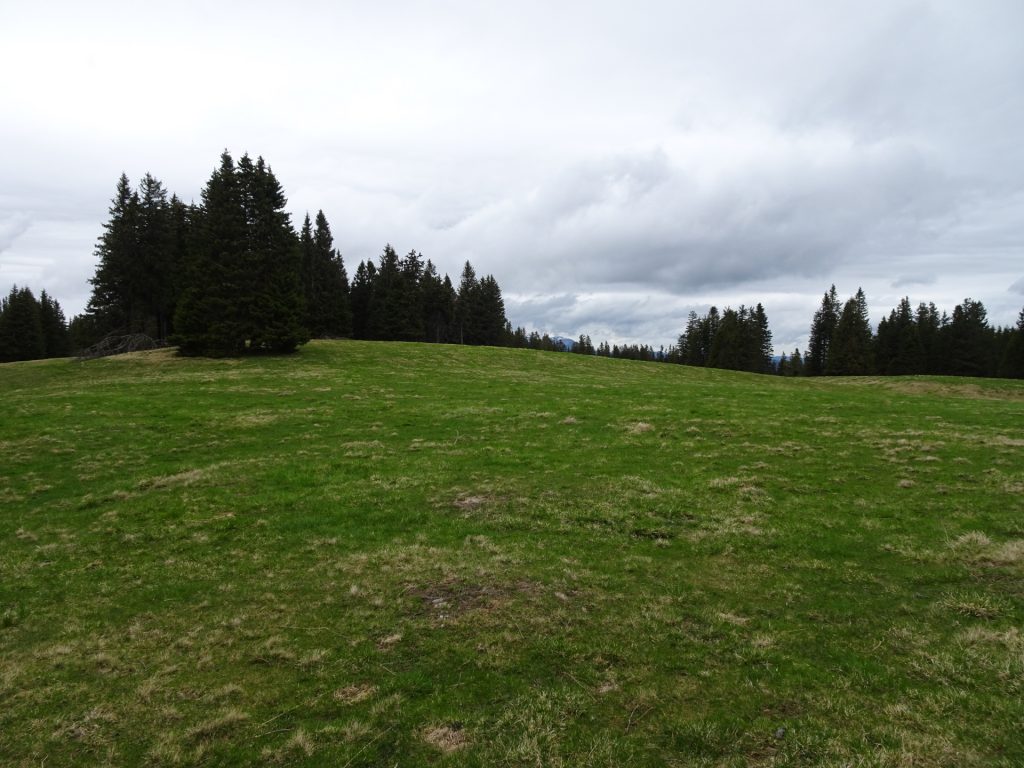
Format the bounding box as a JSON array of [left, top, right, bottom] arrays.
[[85, 172, 179, 340], [511, 325, 529, 348], [455, 261, 481, 344], [676, 312, 696, 364], [87, 173, 140, 335], [38, 290, 71, 357], [476, 274, 508, 346], [998, 308, 1024, 378], [68, 313, 103, 353], [395, 250, 426, 341], [915, 302, 945, 374], [173, 152, 306, 356], [807, 285, 840, 375], [420, 261, 455, 343], [828, 288, 874, 375], [750, 303, 773, 373], [350, 260, 376, 339], [573, 334, 595, 354], [174, 151, 249, 355], [790, 348, 805, 376], [942, 298, 990, 377], [875, 297, 923, 375], [680, 307, 720, 366], [299, 214, 316, 324], [0, 286, 45, 362], [302, 211, 352, 337], [136, 173, 177, 338], [707, 307, 745, 370], [366, 244, 402, 340], [237, 155, 307, 353]]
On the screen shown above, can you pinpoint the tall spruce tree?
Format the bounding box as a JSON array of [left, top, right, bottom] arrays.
[[828, 288, 874, 375], [998, 308, 1024, 378], [366, 244, 402, 340], [173, 152, 306, 356], [476, 274, 508, 346], [0, 286, 45, 362], [87, 173, 140, 335], [314, 211, 352, 337], [38, 290, 71, 358], [942, 298, 990, 376], [174, 151, 249, 355], [136, 173, 177, 338], [807, 285, 840, 375], [455, 261, 480, 344], [299, 214, 316, 326], [350, 260, 376, 339], [395, 250, 426, 341], [86, 172, 179, 340], [750, 303, 774, 373], [915, 302, 944, 374], [875, 297, 923, 375], [707, 307, 745, 370], [421, 260, 455, 343], [237, 155, 307, 353], [301, 211, 352, 337]]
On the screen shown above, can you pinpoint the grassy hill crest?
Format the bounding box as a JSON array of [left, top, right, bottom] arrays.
[[2, 341, 1022, 766]]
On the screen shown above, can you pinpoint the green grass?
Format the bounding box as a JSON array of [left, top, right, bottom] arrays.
[[1, 340, 1022, 766]]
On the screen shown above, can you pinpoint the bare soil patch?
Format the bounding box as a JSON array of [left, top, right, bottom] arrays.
[[423, 723, 468, 753]]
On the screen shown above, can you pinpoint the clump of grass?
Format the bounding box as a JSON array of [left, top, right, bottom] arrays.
[[334, 683, 377, 705], [261, 728, 315, 762], [626, 421, 654, 434], [423, 723, 469, 753], [1, 603, 22, 628], [186, 709, 249, 743], [937, 592, 1008, 620]]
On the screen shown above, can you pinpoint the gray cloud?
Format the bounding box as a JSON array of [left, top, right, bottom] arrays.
[[892, 275, 937, 289], [0, 214, 32, 256]]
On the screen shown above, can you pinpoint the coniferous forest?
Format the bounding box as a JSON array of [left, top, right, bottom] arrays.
[[1, 150, 1022, 378]]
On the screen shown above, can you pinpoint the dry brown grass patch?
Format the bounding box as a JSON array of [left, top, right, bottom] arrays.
[[983, 539, 1024, 566], [454, 494, 493, 511], [626, 421, 654, 434], [423, 723, 468, 753], [882, 379, 1024, 401], [950, 531, 992, 550], [991, 435, 1024, 447], [139, 468, 210, 489], [262, 728, 315, 762], [186, 709, 249, 743], [233, 411, 280, 426], [334, 683, 378, 705], [716, 611, 750, 626], [406, 577, 534, 621]]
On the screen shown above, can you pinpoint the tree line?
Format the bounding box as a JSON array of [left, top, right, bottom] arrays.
[[70, 151, 514, 356], [552, 288, 1024, 379], [0, 286, 71, 363], [3, 149, 1023, 378], [789, 286, 1024, 379]]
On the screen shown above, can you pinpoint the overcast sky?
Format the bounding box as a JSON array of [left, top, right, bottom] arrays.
[[2, 0, 1023, 353]]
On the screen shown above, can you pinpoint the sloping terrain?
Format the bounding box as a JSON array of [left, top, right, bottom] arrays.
[[1, 341, 1022, 766]]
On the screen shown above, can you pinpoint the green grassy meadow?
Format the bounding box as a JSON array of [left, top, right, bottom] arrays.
[[1, 340, 1022, 766]]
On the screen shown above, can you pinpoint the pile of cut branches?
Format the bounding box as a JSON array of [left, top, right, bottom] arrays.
[[76, 334, 166, 361]]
